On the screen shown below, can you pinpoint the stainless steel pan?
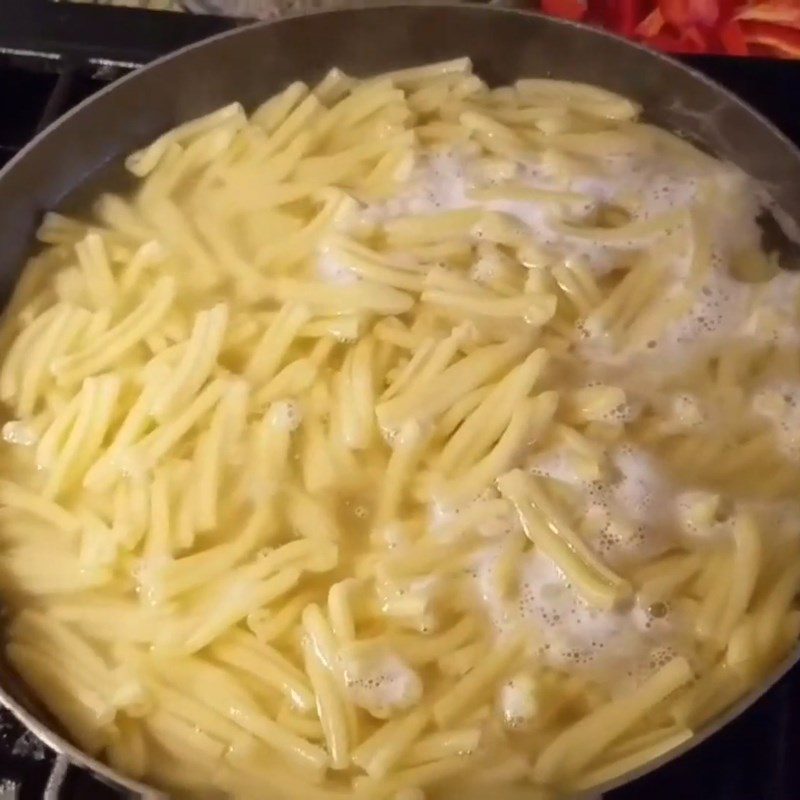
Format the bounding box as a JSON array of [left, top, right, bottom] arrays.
[[1, 3, 799, 797]]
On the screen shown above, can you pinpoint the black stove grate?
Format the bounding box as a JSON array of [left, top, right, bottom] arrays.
[[1, 1, 800, 797]]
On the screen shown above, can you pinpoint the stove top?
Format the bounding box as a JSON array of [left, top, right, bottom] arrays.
[[1, 1, 800, 798]]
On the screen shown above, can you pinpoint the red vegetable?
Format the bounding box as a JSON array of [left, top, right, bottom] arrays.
[[718, 19, 750, 53], [646, 30, 708, 50], [736, 1, 800, 26], [739, 19, 800, 56], [602, 0, 649, 36], [534, 0, 800, 58], [636, 8, 666, 36], [542, 0, 587, 21], [658, 0, 720, 28]]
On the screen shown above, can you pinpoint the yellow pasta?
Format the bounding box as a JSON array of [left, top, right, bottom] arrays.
[[433, 637, 523, 727], [436, 395, 555, 506], [499, 470, 631, 609], [0, 60, 797, 800], [245, 303, 310, 387], [376, 337, 530, 429], [532, 657, 694, 783], [126, 102, 246, 177], [434, 349, 550, 475], [302, 611, 351, 771], [352, 707, 430, 779], [210, 630, 316, 714], [569, 727, 693, 791], [107, 718, 148, 779], [6, 642, 111, 754], [0, 479, 79, 533], [402, 726, 482, 767]]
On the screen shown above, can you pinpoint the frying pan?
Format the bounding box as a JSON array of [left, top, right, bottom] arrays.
[[1, 3, 799, 797]]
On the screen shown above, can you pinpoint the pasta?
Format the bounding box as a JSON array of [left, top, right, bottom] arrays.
[[0, 57, 799, 799]]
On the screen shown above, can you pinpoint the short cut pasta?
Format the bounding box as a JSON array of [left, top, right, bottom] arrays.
[[0, 58, 799, 799]]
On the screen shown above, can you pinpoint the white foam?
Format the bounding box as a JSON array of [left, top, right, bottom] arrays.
[[669, 393, 705, 429], [676, 491, 728, 541], [528, 447, 587, 487], [376, 569, 441, 633], [611, 447, 669, 525], [316, 242, 358, 286], [499, 671, 538, 729], [744, 271, 800, 348], [529, 445, 675, 566], [662, 265, 753, 353], [753, 382, 800, 461], [355, 139, 764, 320], [356, 150, 630, 275], [475, 510, 522, 540], [270, 399, 303, 432], [2, 421, 38, 447], [472, 546, 677, 680], [342, 649, 422, 719], [358, 150, 472, 224], [348, 136, 800, 685], [354, 153, 560, 276]]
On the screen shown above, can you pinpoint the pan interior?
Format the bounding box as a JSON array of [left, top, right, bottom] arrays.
[[0, 5, 799, 797]]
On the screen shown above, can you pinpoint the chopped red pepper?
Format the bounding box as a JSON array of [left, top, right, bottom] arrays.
[[607, 0, 650, 36], [719, 19, 751, 52], [740, 19, 800, 56], [736, 1, 800, 26], [658, 0, 720, 28], [636, 7, 666, 36], [534, 0, 800, 58], [645, 31, 708, 51], [542, 0, 588, 21]]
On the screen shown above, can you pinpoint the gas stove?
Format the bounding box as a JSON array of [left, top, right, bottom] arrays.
[[1, 1, 800, 798]]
